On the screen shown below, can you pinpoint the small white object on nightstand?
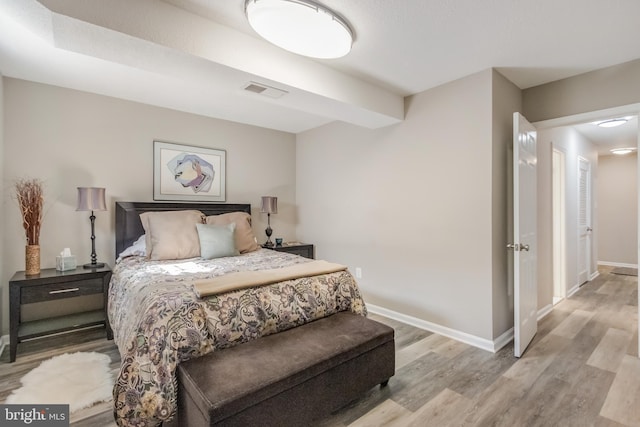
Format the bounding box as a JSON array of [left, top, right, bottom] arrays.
[[56, 248, 77, 271]]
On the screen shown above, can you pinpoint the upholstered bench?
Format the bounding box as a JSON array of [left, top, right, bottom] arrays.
[[176, 312, 395, 426]]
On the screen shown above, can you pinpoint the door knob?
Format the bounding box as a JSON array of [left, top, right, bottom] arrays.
[[587, 227, 593, 232], [519, 244, 530, 251], [507, 243, 517, 251]]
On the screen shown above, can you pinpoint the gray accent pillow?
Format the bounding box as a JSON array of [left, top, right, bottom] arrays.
[[196, 222, 240, 259]]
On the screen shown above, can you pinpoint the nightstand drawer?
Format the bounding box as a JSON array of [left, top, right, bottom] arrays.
[[21, 278, 104, 304], [270, 243, 315, 259], [282, 247, 312, 258]]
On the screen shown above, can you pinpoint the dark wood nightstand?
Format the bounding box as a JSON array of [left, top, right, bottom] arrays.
[[264, 243, 315, 259], [9, 265, 112, 362]]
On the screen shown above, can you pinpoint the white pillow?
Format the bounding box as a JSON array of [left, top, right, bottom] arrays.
[[119, 234, 147, 258]]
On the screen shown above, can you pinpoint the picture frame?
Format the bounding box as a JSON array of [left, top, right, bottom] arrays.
[[153, 141, 226, 202]]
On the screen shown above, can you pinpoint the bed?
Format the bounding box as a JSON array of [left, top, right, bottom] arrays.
[[109, 202, 367, 427]]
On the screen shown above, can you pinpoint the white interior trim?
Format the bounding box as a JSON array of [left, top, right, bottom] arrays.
[[537, 304, 553, 321], [590, 271, 600, 281], [367, 302, 556, 353], [576, 156, 593, 286], [534, 103, 640, 130], [567, 283, 581, 298], [367, 303, 511, 353], [552, 145, 567, 301], [494, 328, 514, 352], [598, 261, 639, 269]]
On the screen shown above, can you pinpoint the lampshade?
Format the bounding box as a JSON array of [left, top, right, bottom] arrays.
[[244, 0, 353, 59], [260, 196, 278, 214], [76, 187, 107, 211]]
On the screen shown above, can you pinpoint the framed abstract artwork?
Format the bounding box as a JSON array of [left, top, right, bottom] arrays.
[[153, 141, 226, 202]]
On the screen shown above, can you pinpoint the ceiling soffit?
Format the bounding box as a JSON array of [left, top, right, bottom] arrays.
[[8, 0, 404, 131]]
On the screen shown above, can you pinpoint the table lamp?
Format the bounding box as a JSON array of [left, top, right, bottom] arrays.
[[76, 187, 106, 268], [260, 196, 278, 248]]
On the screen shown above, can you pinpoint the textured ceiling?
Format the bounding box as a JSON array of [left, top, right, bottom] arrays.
[[164, 0, 640, 94], [1, 0, 640, 134], [574, 116, 638, 156]]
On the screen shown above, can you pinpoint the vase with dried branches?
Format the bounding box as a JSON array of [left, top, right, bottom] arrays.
[[15, 178, 44, 275]]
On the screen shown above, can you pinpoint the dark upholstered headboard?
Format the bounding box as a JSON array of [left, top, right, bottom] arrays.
[[115, 201, 252, 257]]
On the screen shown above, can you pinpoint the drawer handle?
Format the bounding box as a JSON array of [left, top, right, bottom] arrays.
[[49, 288, 80, 294]]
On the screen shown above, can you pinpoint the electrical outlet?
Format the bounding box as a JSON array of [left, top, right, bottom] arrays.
[[355, 267, 362, 279]]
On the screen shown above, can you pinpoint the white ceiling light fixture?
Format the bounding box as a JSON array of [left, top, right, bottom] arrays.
[[595, 117, 629, 128], [244, 0, 353, 59], [610, 148, 636, 155]]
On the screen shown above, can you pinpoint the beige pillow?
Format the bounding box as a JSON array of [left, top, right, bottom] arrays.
[[140, 210, 205, 260], [205, 212, 260, 254]]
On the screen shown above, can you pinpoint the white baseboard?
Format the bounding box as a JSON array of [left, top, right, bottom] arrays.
[[567, 284, 580, 298], [366, 303, 558, 355], [590, 271, 600, 281], [538, 304, 553, 321], [366, 303, 511, 353], [493, 327, 514, 352], [598, 261, 638, 269]]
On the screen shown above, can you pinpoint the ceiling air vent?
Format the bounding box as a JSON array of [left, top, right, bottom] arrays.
[[242, 81, 288, 99]]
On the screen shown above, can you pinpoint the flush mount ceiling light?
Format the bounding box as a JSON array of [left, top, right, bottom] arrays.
[[610, 148, 636, 155], [595, 117, 629, 128], [244, 0, 353, 59]]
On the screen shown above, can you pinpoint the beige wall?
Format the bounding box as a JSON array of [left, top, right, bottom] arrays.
[[1, 78, 297, 335], [296, 69, 516, 343], [598, 153, 638, 266], [491, 70, 522, 337], [537, 126, 598, 307], [523, 59, 640, 122], [523, 59, 640, 308]]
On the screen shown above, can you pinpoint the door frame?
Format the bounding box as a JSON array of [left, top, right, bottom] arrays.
[[577, 155, 592, 285], [552, 145, 567, 305], [534, 102, 640, 357]]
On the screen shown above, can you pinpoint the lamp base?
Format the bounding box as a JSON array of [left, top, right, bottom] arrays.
[[83, 262, 105, 269], [264, 222, 274, 248]]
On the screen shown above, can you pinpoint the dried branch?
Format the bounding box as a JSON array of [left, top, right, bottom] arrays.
[[15, 178, 44, 246]]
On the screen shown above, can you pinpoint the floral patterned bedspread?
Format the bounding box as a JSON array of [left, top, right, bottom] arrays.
[[108, 249, 367, 427]]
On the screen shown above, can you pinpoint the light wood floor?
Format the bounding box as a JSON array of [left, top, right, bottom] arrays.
[[1, 266, 638, 426]]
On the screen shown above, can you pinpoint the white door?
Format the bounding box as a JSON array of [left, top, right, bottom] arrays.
[[511, 112, 538, 358], [577, 157, 591, 285]]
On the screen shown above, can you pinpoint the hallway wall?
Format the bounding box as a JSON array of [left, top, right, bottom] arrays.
[[537, 126, 598, 308], [598, 153, 638, 266]]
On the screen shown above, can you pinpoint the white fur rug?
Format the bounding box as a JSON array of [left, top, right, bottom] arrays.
[[6, 351, 113, 413]]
